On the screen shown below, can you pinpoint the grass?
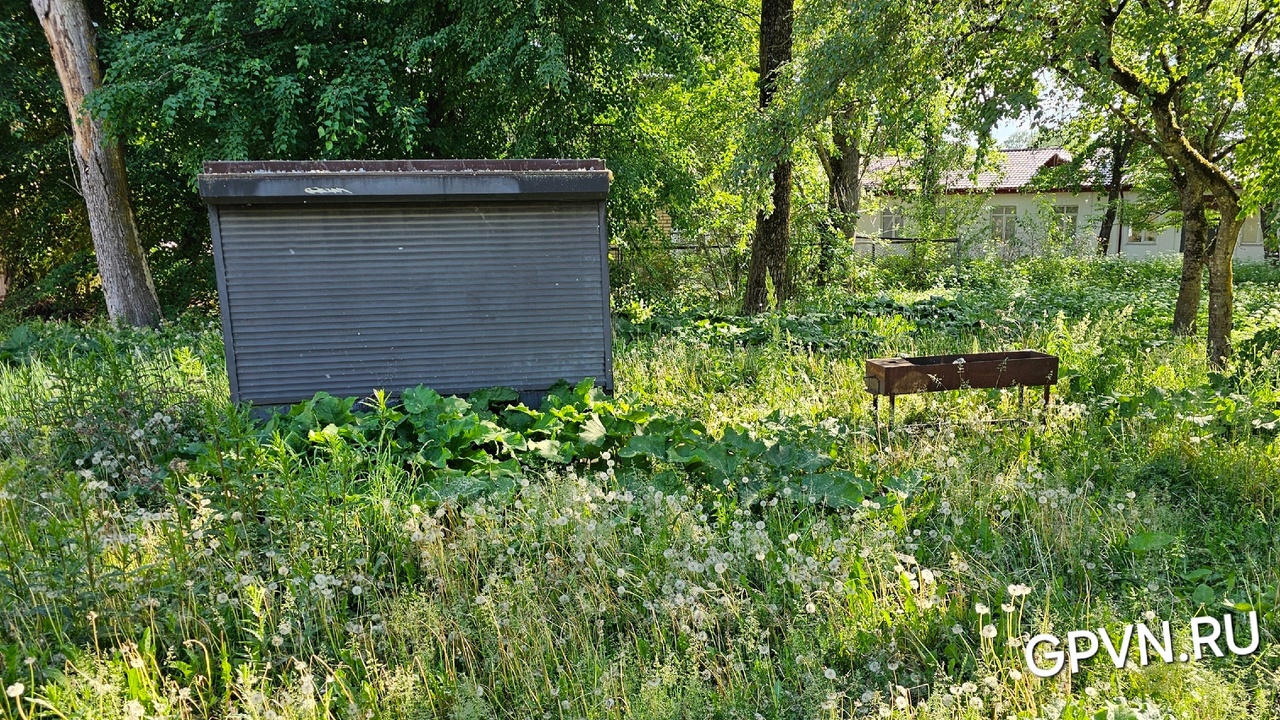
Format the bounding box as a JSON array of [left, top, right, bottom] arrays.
[[1, 255, 1278, 719]]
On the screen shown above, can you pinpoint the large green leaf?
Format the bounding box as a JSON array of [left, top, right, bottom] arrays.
[[402, 386, 443, 415], [468, 386, 520, 412], [801, 471, 873, 508], [762, 442, 832, 473], [1191, 583, 1215, 605], [579, 414, 609, 447], [1127, 531, 1176, 553], [528, 438, 570, 463], [618, 433, 670, 459]]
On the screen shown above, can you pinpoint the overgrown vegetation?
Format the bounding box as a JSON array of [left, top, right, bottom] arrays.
[[1, 256, 1278, 718]]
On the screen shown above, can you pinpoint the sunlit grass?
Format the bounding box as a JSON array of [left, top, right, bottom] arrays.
[[1, 257, 1278, 718]]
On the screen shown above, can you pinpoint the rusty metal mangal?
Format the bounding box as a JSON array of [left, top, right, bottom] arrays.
[[864, 350, 1060, 431]]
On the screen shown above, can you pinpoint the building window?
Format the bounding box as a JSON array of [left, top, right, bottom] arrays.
[[880, 208, 904, 239], [1054, 205, 1079, 235], [991, 206, 1017, 242], [1129, 229, 1157, 244]]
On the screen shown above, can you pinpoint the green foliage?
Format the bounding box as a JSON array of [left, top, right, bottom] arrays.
[[2, 0, 747, 319], [4, 258, 1280, 718], [0, 1, 95, 314], [91, 0, 739, 248], [254, 377, 895, 511]]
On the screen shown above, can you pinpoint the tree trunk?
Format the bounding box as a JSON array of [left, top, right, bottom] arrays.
[[828, 119, 863, 239], [745, 163, 793, 312], [743, 0, 793, 315], [815, 111, 863, 284], [815, 140, 837, 285], [1262, 202, 1275, 259], [1096, 134, 1132, 255], [33, 0, 161, 327], [1171, 173, 1207, 336], [1205, 209, 1242, 366]]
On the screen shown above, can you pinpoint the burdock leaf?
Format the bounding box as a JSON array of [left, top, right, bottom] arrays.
[[1127, 531, 1175, 552], [1192, 584, 1215, 605]]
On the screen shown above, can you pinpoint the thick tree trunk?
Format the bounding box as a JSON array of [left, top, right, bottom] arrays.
[[827, 120, 863, 239], [33, 0, 161, 327], [1171, 174, 1207, 336], [1090, 11, 1254, 362], [1206, 210, 1242, 366], [815, 113, 863, 284], [1096, 135, 1132, 255], [743, 0, 793, 315], [745, 163, 793, 311]]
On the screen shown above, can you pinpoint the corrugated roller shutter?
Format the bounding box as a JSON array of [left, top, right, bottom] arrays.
[[217, 202, 608, 405]]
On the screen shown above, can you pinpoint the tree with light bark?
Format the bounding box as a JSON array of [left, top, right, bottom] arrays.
[[1009, 0, 1280, 363], [31, 0, 160, 327]]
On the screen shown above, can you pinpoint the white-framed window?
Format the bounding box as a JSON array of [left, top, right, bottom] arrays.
[[991, 206, 1017, 242], [880, 208, 904, 239], [1128, 229, 1157, 244], [1054, 205, 1079, 235], [1240, 226, 1262, 244]]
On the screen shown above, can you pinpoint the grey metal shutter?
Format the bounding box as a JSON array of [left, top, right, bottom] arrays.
[[214, 201, 609, 405]]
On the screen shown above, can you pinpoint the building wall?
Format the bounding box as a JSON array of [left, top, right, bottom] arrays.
[[855, 190, 1266, 260]]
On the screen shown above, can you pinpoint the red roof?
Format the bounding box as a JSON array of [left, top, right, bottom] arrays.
[[868, 148, 1075, 194]]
